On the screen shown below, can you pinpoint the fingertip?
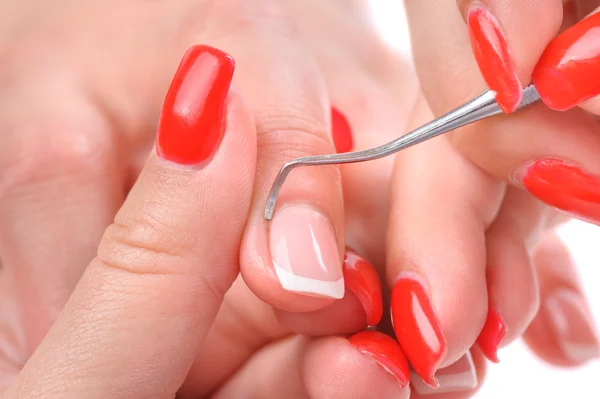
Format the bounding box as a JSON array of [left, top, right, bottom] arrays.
[[274, 249, 384, 335], [240, 218, 340, 312]]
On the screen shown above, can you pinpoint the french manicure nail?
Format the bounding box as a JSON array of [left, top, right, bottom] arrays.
[[467, 1, 522, 113], [411, 352, 478, 395], [270, 205, 344, 299], [391, 272, 446, 388], [545, 289, 600, 363], [343, 250, 383, 326], [157, 45, 234, 165], [476, 304, 507, 363], [533, 12, 600, 111], [514, 158, 600, 224], [331, 107, 354, 153], [348, 331, 410, 388]]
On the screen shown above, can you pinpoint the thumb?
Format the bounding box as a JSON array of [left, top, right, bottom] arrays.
[[4, 45, 256, 399]]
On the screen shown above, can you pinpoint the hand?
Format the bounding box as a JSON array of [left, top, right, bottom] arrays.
[[0, 1, 422, 397], [380, 0, 600, 385], [0, 0, 414, 357], [1, 44, 422, 399]]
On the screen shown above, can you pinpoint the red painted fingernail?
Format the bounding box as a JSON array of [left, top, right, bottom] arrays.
[[157, 45, 234, 164], [533, 13, 600, 111], [476, 304, 507, 363], [343, 250, 383, 326], [515, 158, 600, 224], [331, 107, 353, 153], [391, 272, 446, 388], [467, 2, 522, 113], [348, 331, 410, 388]]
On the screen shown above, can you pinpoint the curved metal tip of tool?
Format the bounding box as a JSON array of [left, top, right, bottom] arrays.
[[264, 161, 298, 220]]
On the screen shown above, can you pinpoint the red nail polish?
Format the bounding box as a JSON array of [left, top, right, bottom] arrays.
[[476, 304, 507, 363], [331, 107, 353, 153], [467, 2, 522, 113], [391, 273, 446, 388], [348, 331, 410, 388], [157, 45, 235, 164], [518, 158, 600, 224], [343, 250, 383, 326], [533, 13, 600, 111]]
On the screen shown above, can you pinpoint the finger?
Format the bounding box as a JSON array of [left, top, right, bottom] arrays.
[[266, 6, 419, 335], [4, 45, 257, 398], [523, 231, 600, 366], [212, 332, 411, 399], [288, 0, 419, 265], [407, 0, 562, 114], [0, 79, 124, 351], [475, 188, 547, 362], [408, 0, 600, 226], [387, 94, 503, 386], [533, 6, 600, 113], [201, 1, 346, 308]]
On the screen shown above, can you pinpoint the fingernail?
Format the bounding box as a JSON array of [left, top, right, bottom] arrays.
[[348, 331, 410, 388], [411, 352, 478, 395], [331, 107, 354, 153], [476, 304, 507, 363], [513, 158, 600, 224], [270, 205, 344, 299], [391, 272, 446, 388], [467, 1, 522, 113], [157, 45, 234, 165], [343, 250, 383, 326], [533, 12, 600, 111], [545, 289, 600, 363]]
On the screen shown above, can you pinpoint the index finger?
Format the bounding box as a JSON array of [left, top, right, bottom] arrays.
[[407, 0, 562, 113], [4, 46, 257, 399]]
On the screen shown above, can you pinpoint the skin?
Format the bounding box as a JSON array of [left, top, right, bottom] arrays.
[[0, 0, 597, 397]]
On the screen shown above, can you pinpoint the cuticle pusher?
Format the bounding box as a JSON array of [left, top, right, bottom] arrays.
[[264, 84, 542, 220]]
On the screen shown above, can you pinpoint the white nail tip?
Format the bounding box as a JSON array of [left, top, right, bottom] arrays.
[[274, 263, 345, 299], [411, 352, 478, 395]]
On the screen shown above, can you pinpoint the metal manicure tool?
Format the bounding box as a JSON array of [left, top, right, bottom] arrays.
[[264, 84, 542, 220]]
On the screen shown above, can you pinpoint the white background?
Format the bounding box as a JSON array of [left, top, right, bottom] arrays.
[[368, 1, 600, 397]]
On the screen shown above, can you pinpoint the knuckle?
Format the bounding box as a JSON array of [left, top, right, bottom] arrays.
[[0, 123, 115, 192], [97, 221, 190, 277], [190, 0, 294, 41], [97, 222, 226, 305], [257, 108, 334, 160]]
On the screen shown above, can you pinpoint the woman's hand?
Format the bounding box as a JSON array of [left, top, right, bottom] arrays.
[[0, 0, 415, 357], [0, 1, 423, 396], [381, 0, 600, 387], [0, 44, 421, 399]]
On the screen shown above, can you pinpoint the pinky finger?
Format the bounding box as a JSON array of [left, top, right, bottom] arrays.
[[523, 232, 600, 366], [212, 332, 410, 399]]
